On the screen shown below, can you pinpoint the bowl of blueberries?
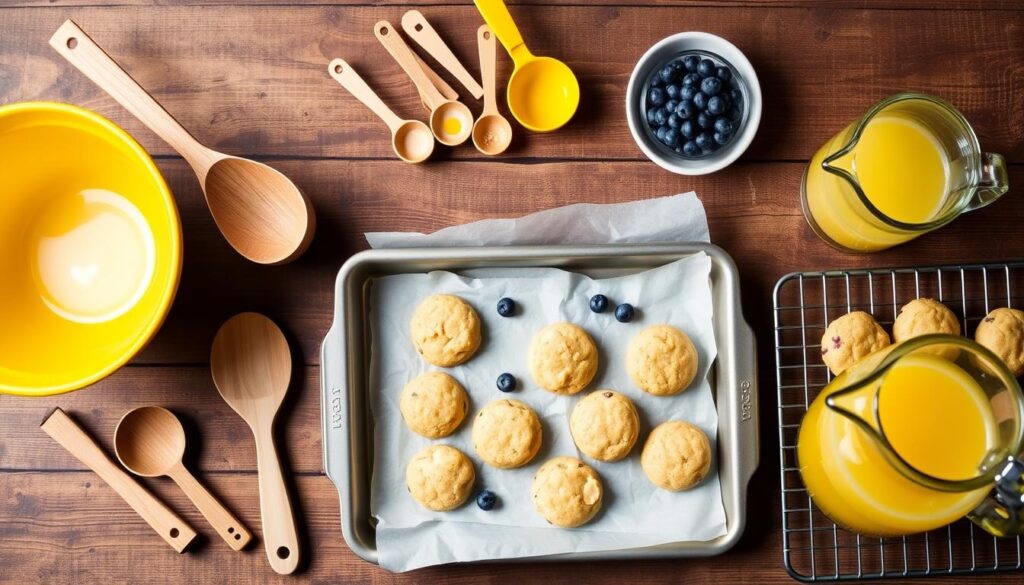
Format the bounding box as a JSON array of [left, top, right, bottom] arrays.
[[626, 32, 761, 175]]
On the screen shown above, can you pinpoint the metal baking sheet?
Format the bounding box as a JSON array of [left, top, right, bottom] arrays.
[[321, 243, 758, 564]]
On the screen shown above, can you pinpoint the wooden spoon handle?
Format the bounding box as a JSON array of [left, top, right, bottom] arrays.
[[48, 20, 210, 167], [374, 20, 446, 110], [412, 51, 459, 104], [254, 427, 300, 575], [40, 409, 197, 553], [402, 10, 484, 100], [328, 58, 405, 133], [477, 25, 499, 116], [169, 464, 253, 552]]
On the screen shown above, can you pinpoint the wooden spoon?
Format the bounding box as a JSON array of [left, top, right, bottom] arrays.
[[472, 25, 513, 156], [210, 313, 299, 575], [402, 10, 484, 100], [114, 406, 253, 551], [49, 19, 315, 265]]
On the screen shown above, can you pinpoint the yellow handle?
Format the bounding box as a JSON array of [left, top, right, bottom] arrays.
[[473, 0, 530, 64]]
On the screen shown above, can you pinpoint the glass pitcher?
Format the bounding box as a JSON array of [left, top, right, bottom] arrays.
[[802, 93, 1009, 253], [798, 335, 1024, 537]]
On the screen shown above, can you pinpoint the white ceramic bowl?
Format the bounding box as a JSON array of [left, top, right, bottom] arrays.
[[626, 32, 762, 175]]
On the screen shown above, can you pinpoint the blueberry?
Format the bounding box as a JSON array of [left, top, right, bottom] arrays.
[[659, 65, 676, 84], [680, 120, 696, 139], [713, 131, 731, 146], [692, 91, 707, 110], [697, 112, 714, 129], [682, 140, 701, 157], [655, 125, 667, 142], [476, 490, 497, 511], [672, 59, 686, 71], [716, 66, 732, 83], [716, 91, 732, 111], [664, 100, 679, 115], [649, 74, 664, 88], [589, 294, 609, 313], [695, 132, 713, 151], [682, 73, 702, 87], [667, 114, 682, 129], [700, 77, 722, 97], [674, 146, 683, 154], [665, 84, 680, 100], [648, 86, 665, 107], [653, 107, 669, 127], [646, 106, 662, 126], [707, 95, 726, 116], [679, 85, 696, 102], [661, 127, 680, 148], [714, 117, 734, 135], [614, 303, 635, 323], [728, 87, 743, 105], [675, 99, 695, 120], [698, 58, 716, 77], [728, 105, 743, 122], [683, 54, 700, 72], [496, 297, 515, 317], [496, 373, 516, 392]]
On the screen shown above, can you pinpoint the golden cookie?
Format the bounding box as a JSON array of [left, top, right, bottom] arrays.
[[399, 371, 469, 439], [641, 421, 712, 491], [472, 398, 542, 469], [820, 311, 891, 375], [410, 294, 481, 367], [626, 325, 698, 396], [893, 298, 961, 341], [975, 308, 1024, 376], [406, 445, 475, 511], [531, 456, 603, 528], [528, 323, 599, 395], [569, 390, 639, 462]]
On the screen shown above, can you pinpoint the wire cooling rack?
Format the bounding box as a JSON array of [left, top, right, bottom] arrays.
[[773, 261, 1024, 581]]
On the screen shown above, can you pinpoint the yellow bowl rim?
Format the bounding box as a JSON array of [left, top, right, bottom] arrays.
[[0, 101, 183, 397]]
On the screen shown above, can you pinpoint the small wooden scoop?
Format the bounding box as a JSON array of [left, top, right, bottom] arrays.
[[50, 20, 315, 265], [472, 25, 513, 155], [114, 406, 253, 551], [402, 10, 484, 100], [211, 313, 300, 575], [40, 408, 198, 553]]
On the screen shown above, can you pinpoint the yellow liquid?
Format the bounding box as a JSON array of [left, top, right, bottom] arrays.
[[443, 116, 463, 137], [804, 114, 950, 251], [798, 353, 995, 536]]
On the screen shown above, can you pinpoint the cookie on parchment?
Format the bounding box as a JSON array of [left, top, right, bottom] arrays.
[[975, 307, 1024, 376], [820, 311, 890, 375], [528, 323, 599, 395], [406, 445, 475, 511], [531, 456, 603, 528], [626, 325, 698, 396], [472, 398, 542, 469], [569, 390, 639, 462], [399, 371, 469, 439], [640, 420, 712, 491], [410, 294, 481, 367]]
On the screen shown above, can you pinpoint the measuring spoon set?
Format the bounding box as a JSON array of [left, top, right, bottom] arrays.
[[329, 11, 513, 162], [40, 313, 301, 575]]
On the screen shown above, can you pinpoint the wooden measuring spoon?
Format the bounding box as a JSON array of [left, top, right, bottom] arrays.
[[402, 10, 484, 100], [210, 313, 299, 575], [472, 25, 513, 156], [413, 51, 460, 108], [375, 20, 473, 147], [49, 20, 315, 265], [328, 59, 434, 164], [114, 406, 253, 551], [40, 408, 198, 553]]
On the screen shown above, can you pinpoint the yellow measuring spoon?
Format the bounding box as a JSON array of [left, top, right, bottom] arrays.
[[474, 0, 579, 132]]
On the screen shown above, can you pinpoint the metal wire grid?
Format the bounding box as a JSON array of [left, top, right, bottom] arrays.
[[773, 261, 1024, 582]]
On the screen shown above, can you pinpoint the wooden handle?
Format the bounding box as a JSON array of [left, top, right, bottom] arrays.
[[48, 20, 212, 170], [169, 463, 252, 552], [402, 10, 484, 100], [327, 58, 405, 132], [477, 25, 499, 116], [254, 426, 300, 575], [374, 20, 446, 110], [412, 51, 459, 106], [39, 409, 197, 553]]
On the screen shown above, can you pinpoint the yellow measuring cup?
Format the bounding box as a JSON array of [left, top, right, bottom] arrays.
[[474, 0, 579, 132]]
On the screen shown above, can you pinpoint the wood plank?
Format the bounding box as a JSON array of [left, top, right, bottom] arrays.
[[0, 367, 322, 474], [6, 1, 1023, 9], [1, 6, 1021, 162]]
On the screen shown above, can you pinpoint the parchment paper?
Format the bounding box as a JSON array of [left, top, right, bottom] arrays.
[[364, 192, 725, 572]]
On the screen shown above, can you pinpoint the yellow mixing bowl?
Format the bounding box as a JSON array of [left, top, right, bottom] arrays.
[[0, 102, 181, 396]]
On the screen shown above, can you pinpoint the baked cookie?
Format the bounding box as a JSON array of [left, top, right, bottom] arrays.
[[531, 456, 603, 528], [406, 444, 475, 511], [820, 311, 891, 375], [410, 294, 481, 367], [626, 325, 698, 396], [528, 323, 599, 395], [893, 298, 961, 341], [975, 307, 1024, 376], [569, 390, 640, 462], [472, 398, 542, 469], [641, 420, 712, 491], [399, 371, 469, 439]]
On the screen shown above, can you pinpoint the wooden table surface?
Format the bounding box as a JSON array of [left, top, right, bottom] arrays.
[[1, 1, 1023, 583]]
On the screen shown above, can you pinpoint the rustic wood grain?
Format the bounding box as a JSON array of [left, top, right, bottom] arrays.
[[1, 6, 1021, 162], [6, 0, 1024, 8]]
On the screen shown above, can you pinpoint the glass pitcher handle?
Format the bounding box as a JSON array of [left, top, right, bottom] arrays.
[[965, 152, 1010, 212], [968, 455, 1024, 536]]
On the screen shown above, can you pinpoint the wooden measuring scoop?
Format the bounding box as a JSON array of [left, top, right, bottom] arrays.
[[472, 25, 513, 155], [375, 20, 473, 146], [402, 10, 484, 100], [114, 406, 253, 551], [49, 20, 315, 265], [211, 313, 300, 575]]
